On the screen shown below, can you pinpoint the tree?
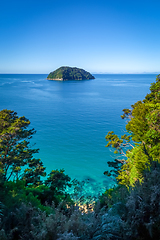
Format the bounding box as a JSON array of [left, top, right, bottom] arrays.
[[105, 75, 160, 187], [45, 169, 71, 193], [22, 168, 73, 207], [0, 109, 46, 185]]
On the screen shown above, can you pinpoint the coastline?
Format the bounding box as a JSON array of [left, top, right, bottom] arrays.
[[47, 78, 63, 81], [46, 78, 94, 81]]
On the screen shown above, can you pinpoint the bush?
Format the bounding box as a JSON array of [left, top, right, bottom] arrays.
[[122, 161, 160, 240]]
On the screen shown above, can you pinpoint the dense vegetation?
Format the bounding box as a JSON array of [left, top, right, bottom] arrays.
[[105, 74, 160, 186], [47, 66, 95, 80], [0, 75, 160, 239]]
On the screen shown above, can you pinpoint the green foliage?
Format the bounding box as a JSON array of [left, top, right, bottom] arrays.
[[0, 110, 75, 214], [0, 176, 73, 212], [105, 131, 133, 156], [45, 169, 71, 193], [44, 169, 73, 206], [105, 74, 160, 187], [99, 185, 128, 209], [105, 131, 133, 180], [0, 180, 48, 212], [117, 146, 150, 187], [47, 66, 95, 80], [122, 161, 160, 240], [121, 108, 132, 119], [123, 75, 160, 159], [1, 163, 160, 240], [0, 109, 46, 186]]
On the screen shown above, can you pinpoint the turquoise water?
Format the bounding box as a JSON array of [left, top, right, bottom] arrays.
[[0, 74, 157, 191]]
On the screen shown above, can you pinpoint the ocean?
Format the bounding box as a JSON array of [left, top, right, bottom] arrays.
[[0, 74, 157, 192]]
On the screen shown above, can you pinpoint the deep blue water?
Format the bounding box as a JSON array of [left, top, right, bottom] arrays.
[[0, 74, 157, 191]]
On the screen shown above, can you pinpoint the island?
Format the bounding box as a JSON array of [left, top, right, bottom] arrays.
[[47, 66, 95, 81]]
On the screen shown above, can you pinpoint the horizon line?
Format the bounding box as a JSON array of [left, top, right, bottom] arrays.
[[0, 72, 159, 75]]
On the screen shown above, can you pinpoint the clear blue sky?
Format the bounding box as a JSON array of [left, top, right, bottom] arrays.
[[0, 0, 160, 74]]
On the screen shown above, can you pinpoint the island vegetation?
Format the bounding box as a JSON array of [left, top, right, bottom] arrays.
[[0, 75, 160, 239], [47, 66, 95, 81]]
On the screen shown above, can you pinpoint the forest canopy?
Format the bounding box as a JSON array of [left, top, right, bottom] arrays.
[[47, 66, 95, 80]]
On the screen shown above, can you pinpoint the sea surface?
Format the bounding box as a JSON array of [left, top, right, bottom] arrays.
[[0, 74, 157, 192]]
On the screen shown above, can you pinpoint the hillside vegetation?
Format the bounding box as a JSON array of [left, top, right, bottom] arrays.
[[47, 66, 95, 80]]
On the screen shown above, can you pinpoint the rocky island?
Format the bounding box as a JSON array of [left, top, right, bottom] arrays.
[[47, 66, 95, 81]]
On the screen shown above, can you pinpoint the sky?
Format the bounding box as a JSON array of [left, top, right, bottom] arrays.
[[0, 0, 160, 74]]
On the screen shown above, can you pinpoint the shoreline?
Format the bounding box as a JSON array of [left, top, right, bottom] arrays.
[[47, 78, 63, 81]]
